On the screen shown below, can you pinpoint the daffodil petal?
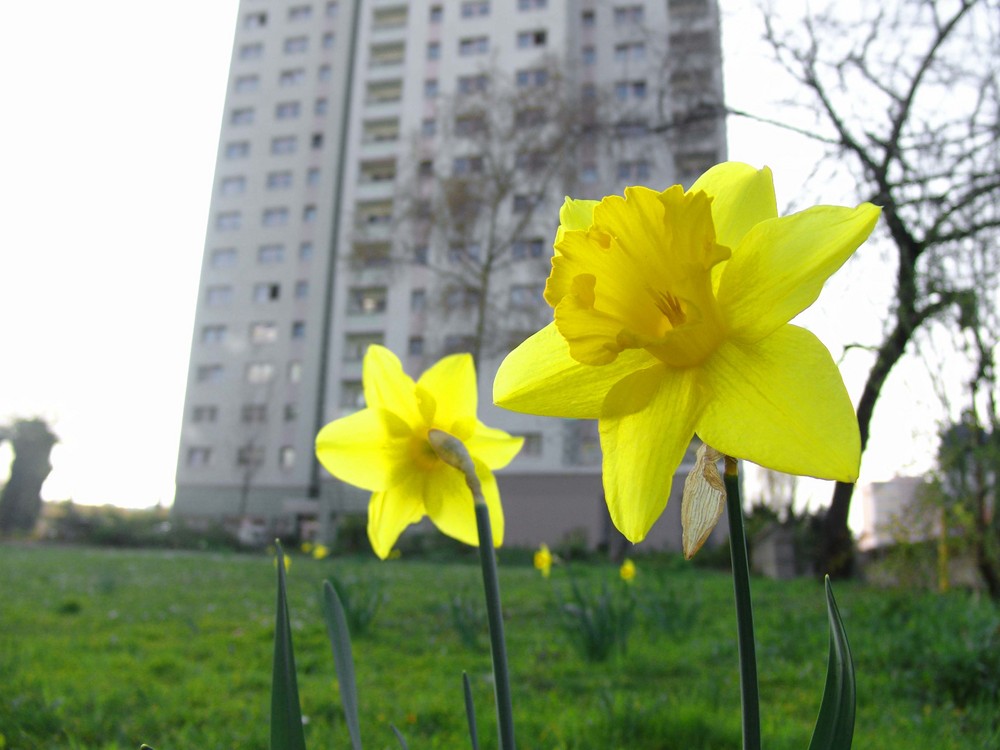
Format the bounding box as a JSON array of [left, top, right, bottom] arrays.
[[466, 423, 524, 470], [417, 352, 477, 434], [599, 364, 701, 543], [367, 477, 427, 560], [556, 196, 600, 244], [362, 345, 422, 427], [697, 326, 861, 482], [718, 203, 881, 341], [315, 408, 394, 491], [422, 462, 503, 548], [689, 162, 778, 250], [493, 322, 656, 418]]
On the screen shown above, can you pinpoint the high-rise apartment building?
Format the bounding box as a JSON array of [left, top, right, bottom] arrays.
[[175, 0, 727, 550]]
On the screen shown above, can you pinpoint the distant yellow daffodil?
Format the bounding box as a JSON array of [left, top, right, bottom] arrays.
[[301, 541, 314, 554], [312, 543, 330, 560], [494, 162, 880, 543], [316, 346, 523, 559], [534, 543, 553, 578], [620, 558, 636, 583]]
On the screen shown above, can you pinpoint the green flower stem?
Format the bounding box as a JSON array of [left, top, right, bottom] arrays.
[[724, 458, 760, 750], [428, 430, 516, 750]]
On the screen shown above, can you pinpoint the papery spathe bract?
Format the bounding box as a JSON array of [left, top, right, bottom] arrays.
[[494, 162, 880, 543]]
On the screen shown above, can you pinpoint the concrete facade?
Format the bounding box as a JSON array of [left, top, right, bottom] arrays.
[[175, 0, 727, 551]]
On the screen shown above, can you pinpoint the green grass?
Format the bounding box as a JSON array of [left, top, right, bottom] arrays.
[[1, 544, 997, 750]]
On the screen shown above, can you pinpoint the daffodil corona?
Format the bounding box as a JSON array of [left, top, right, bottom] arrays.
[[316, 346, 523, 559], [494, 162, 880, 543]]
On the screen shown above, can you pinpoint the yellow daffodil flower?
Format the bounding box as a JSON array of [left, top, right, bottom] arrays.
[[534, 543, 553, 578], [316, 346, 523, 559], [620, 558, 636, 583], [312, 543, 330, 560], [494, 162, 880, 543]]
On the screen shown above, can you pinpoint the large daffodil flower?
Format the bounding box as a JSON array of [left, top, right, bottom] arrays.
[[317, 346, 523, 559], [493, 162, 880, 543]]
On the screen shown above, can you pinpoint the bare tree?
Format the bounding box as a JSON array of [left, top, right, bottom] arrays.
[[748, 0, 1000, 576], [369, 58, 603, 366]]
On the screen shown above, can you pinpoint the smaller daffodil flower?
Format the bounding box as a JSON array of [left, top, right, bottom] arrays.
[[312, 543, 330, 560], [301, 541, 314, 554], [619, 558, 636, 583], [494, 162, 881, 543], [534, 543, 553, 578], [316, 346, 523, 559]]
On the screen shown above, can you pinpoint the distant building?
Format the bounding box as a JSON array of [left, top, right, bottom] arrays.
[[858, 476, 932, 551], [174, 0, 728, 550]]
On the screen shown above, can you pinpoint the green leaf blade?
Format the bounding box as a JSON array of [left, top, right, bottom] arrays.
[[271, 543, 307, 750], [808, 576, 856, 750], [322, 579, 363, 750]]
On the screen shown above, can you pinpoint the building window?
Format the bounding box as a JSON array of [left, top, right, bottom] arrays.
[[215, 211, 241, 230], [299, 242, 314, 261], [315, 98, 329, 115], [414, 245, 429, 265], [421, 118, 437, 137], [246, 361, 275, 384], [518, 0, 547, 9], [363, 118, 400, 142], [288, 360, 303, 383], [225, 141, 250, 159], [459, 37, 489, 56], [231, 108, 254, 125], [253, 282, 281, 302], [614, 41, 646, 63], [285, 36, 308, 54], [186, 447, 212, 467], [614, 5, 645, 24], [205, 285, 233, 306], [200, 325, 227, 344], [326, 1, 338, 17], [244, 12, 267, 29], [241, 403, 268, 423], [250, 321, 279, 344], [424, 79, 439, 98], [512, 237, 545, 259], [196, 364, 224, 383], [516, 30, 547, 48], [457, 74, 489, 94], [407, 336, 425, 356], [339, 380, 365, 409], [220, 176, 246, 195], [430, 5, 443, 23], [191, 405, 218, 423], [580, 164, 598, 182], [295, 280, 309, 299], [209, 248, 237, 268], [443, 334, 476, 354], [279, 68, 307, 87], [344, 332, 385, 361], [452, 156, 484, 175], [427, 42, 441, 60], [318, 65, 331, 82], [291, 321, 306, 339], [279, 446, 296, 470], [276, 101, 301, 119], [616, 159, 652, 181], [518, 432, 543, 455], [267, 170, 293, 189], [460, 0, 490, 17], [239, 42, 264, 59], [323, 32, 335, 49], [410, 288, 426, 311], [445, 286, 480, 311], [311, 133, 324, 149], [614, 80, 647, 101], [284, 403, 298, 422], [258, 244, 285, 264], [262, 207, 289, 226], [303, 205, 317, 223], [236, 444, 265, 468], [515, 107, 545, 128], [512, 193, 543, 213], [581, 9, 595, 26], [510, 283, 545, 308], [582, 46, 596, 65], [288, 5, 312, 21], [271, 136, 297, 154], [454, 114, 487, 136], [307, 167, 321, 186], [515, 68, 549, 88], [234, 74, 259, 93], [347, 286, 387, 315]]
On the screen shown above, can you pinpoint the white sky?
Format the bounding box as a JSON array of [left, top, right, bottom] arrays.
[[0, 2, 951, 533]]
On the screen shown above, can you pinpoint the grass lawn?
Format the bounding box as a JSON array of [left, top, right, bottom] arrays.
[[1, 543, 997, 749]]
